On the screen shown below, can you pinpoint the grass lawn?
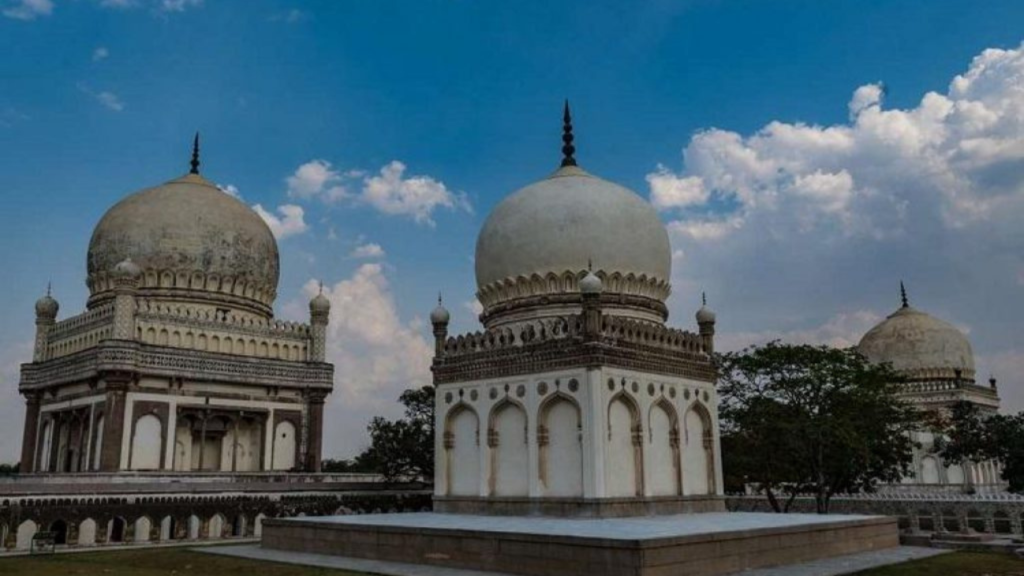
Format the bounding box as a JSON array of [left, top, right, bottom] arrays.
[[853, 551, 1024, 576], [0, 547, 1021, 575]]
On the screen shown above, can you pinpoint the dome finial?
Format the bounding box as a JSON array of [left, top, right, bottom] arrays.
[[190, 132, 201, 174], [900, 281, 909, 308], [561, 100, 577, 168], [46, 281, 51, 298], [438, 291, 443, 306], [702, 291, 707, 307]]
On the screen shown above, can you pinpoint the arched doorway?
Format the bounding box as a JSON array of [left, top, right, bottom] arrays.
[[109, 517, 126, 543], [489, 400, 528, 497], [49, 520, 68, 545]]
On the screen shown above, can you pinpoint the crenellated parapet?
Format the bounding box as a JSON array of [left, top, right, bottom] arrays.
[[45, 305, 116, 361], [433, 312, 714, 384]]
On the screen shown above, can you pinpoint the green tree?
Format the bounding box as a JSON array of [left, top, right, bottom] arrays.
[[940, 400, 1024, 493], [362, 385, 435, 483], [717, 342, 921, 513]]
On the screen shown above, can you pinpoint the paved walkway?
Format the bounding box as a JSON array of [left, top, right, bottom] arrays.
[[203, 544, 950, 576]]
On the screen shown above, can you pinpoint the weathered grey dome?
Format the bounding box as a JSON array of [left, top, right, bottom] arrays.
[[475, 165, 672, 326], [857, 306, 975, 380], [87, 173, 280, 316], [309, 292, 331, 314], [35, 293, 59, 318], [696, 305, 716, 324]]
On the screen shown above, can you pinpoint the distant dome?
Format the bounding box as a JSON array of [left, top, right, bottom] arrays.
[[696, 305, 716, 324], [310, 292, 331, 314], [857, 305, 975, 380], [87, 172, 280, 316], [475, 165, 671, 326], [431, 299, 451, 324], [579, 269, 604, 295], [35, 293, 59, 317]]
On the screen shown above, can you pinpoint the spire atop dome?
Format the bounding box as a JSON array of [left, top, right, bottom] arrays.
[[702, 291, 706, 307], [561, 100, 577, 168], [900, 281, 909, 308], [190, 132, 201, 174]]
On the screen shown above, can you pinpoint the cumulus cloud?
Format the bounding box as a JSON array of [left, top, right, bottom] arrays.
[[653, 43, 1024, 414], [296, 265, 434, 457], [286, 159, 469, 225], [217, 184, 242, 199], [2, 0, 52, 20], [92, 47, 109, 61], [350, 242, 385, 259], [286, 160, 349, 202], [252, 204, 308, 239], [361, 161, 471, 226]]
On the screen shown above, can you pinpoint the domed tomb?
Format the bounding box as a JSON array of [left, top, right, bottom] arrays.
[[474, 107, 671, 328], [87, 171, 279, 317], [857, 288, 975, 382]]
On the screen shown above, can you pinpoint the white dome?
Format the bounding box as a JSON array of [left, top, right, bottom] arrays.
[[474, 165, 671, 326], [87, 172, 280, 317], [857, 305, 975, 380]]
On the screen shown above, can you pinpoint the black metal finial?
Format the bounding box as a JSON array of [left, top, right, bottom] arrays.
[[702, 291, 707, 307], [318, 280, 324, 295], [587, 258, 593, 272], [190, 132, 200, 174], [438, 292, 443, 306], [46, 282, 51, 297], [900, 281, 909, 308], [561, 100, 576, 167]]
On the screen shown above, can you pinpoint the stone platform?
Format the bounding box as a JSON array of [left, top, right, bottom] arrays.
[[260, 512, 900, 576]]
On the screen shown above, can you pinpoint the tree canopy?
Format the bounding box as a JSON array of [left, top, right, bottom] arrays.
[[359, 385, 436, 483], [717, 341, 921, 513], [939, 400, 1024, 493]]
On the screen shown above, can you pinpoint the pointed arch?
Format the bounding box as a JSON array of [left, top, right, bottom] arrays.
[[648, 397, 681, 496], [444, 402, 480, 496], [682, 401, 715, 496], [606, 391, 643, 497], [487, 398, 528, 497], [537, 392, 583, 497]]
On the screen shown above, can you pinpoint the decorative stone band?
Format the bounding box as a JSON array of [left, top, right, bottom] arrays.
[[19, 340, 333, 391], [433, 331, 715, 385], [441, 314, 707, 359], [899, 366, 977, 382], [87, 268, 276, 317], [476, 270, 671, 323], [135, 300, 311, 338], [47, 304, 115, 342]]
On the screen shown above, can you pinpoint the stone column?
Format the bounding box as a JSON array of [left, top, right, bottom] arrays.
[[33, 295, 58, 362], [306, 392, 326, 472], [309, 292, 330, 362], [19, 393, 41, 472], [99, 375, 131, 472], [111, 259, 141, 341]]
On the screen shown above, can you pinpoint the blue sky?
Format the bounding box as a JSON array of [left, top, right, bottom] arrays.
[[2, 0, 1024, 459]]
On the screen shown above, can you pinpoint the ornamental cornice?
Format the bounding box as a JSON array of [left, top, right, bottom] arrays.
[[88, 268, 275, 317], [135, 304, 311, 342], [476, 269, 670, 323], [432, 339, 715, 384], [20, 340, 333, 392]]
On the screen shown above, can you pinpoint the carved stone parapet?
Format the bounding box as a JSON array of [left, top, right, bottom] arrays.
[[20, 340, 334, 392]]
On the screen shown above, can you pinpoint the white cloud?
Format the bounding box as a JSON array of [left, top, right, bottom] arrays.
[[252, 204, 308, 239], [350, 243, 385, 259], [92, 47, 109, 61], [285, 159, 469, 225], [463, 299, 483, 317], [653, 43, 1024, 416], [78, 83, 124, 111], [716, 311, 884, 353], [159, 0, 201, 11], [360, 160, 470, 226], [3, 0, 52, 20], [217, 184, 241, 199], [286, 159, 348, 202], [296, 265, 434, 458]]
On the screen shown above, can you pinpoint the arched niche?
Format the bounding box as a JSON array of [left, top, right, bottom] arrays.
[[648, 398, 681, 496], [606, 391, 643, 497], [488, 399, 528, 497], [444, 403, 480, 496], [272, 420, 297, 470], [130, 414, 163, 470], [682, 402, 715, 496], [538, 393, 583, 497]]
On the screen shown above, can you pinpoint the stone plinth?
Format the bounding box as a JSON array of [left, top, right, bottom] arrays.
[[261, 512, 899, 576], [433, 495, 725, 517]]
